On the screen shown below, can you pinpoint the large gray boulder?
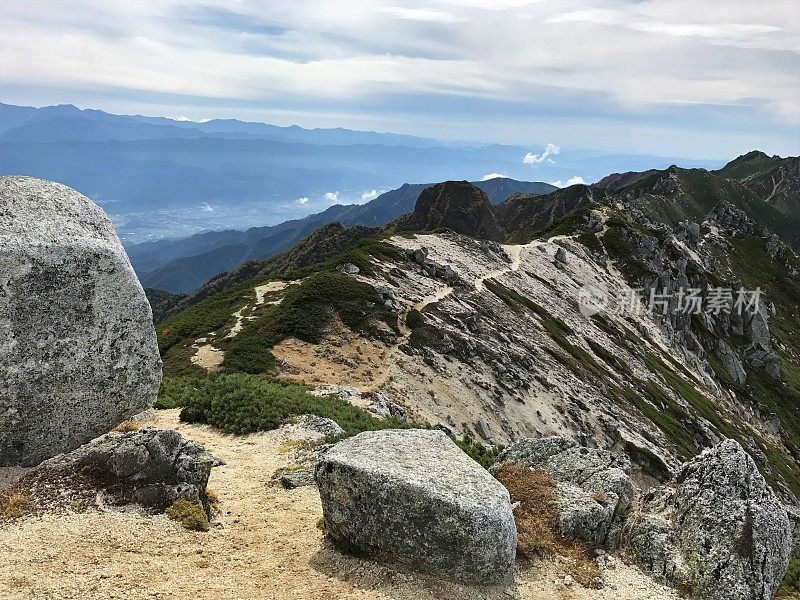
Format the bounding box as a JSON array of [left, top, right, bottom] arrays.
[[0, 177, 162, 466], [626, 439, 790, 600], [315, 429, 517, 584], [493, 436, 634, 548]]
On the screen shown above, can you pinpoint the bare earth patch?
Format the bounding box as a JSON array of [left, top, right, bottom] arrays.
[[191, 343, 224, 371], [0, 410, 678, 600], [273, 316, 391, 391]]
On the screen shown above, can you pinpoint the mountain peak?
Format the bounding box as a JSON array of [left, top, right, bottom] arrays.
[[397, 180, 505, 241]]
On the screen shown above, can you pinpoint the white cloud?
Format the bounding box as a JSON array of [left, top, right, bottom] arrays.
[[360, 189, 386, 202], [296, 196, 309, 205], [523, 144, 560, 166], [480, 172, 507, 181], [324, 191, 340, 203], [379, 7, 464, 24], [550, 176, 586, 188], [199, 202, 214, 213], [0, 0, 797, 152]]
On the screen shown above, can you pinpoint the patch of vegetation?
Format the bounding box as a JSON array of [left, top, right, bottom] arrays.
[[483, 279, 573, 334], [221, 329, 277, 374], [205, 487, 220, 508], [601, 228, 656, 281], [455, 436, 504, 469], [606, 381, 699, 461], [494, 462, 601, 586], [175, 374, 411, 436], [113, 421, 140, 433], [408, 324, 452, 353], [777, 558, 800, 598], [156, 280, 257, 354], [590, 313, 639, 349], [534, 206, 592, 240], [587, 339, 633, 377], [482, 280, 614, 382], [166, 499, 209, 532], [0, 490, 31, 520], [577, 233, 603, 254], [495, 463, 560, 557], [246, 271, 396, 347], [314, 238, 401, 278], [160, 342, 207, 376], [406, 308, 425, 330]]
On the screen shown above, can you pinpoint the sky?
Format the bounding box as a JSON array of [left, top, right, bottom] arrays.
[[1, 0, 799, 159]]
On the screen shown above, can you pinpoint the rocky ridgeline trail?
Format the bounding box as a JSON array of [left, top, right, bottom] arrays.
[[367, 232, 678, 469]]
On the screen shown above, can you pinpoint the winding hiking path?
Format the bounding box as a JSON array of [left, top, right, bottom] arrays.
[[474, 242, 531, 292]]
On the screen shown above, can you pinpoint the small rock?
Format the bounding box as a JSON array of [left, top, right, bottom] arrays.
[[339, 263, 360, 275], [280, 468, 315, 489], [294, 414, 345, 437]]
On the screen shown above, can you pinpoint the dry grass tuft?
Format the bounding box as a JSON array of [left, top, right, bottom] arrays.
[[495, 462, 561, 557], [113, 421, 140, 433], [495, 462, 602, 587], [166, 499, 210, 532], [0, 491, 31, 520], [205, 487, 221, 508]]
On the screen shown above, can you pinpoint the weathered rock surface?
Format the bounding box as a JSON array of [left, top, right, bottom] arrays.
[[493, 436, 634, 548], [42, 427, 222, 514], [626, 439, 790, 600], [280, 467, 316, 489], [315, 429, 517, 584], [293, 414, 345, 437], [0, 176, 162, 466]]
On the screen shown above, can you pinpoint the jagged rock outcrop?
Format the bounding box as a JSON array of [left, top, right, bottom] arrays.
[[41, 427, 222, 515], [0, 176, 162, 467], [708, 201, 756, 237], [715, 340, 747, 385], [393, 181, 505, 241], [493, 436, 634, 548], [315, 429, 517, 584], [626, 439, 790, 600]]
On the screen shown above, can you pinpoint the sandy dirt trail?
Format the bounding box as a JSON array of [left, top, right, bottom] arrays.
[[0, 410, 678, 600], [474, 243, 529, 292]]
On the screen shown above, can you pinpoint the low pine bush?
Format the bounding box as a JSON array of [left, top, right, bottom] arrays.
[[778, 558, 800, 598], [175, 373, 409, 436], [406, 308, 425, 330]]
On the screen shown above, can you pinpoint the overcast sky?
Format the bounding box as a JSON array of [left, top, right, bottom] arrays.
[[1, 0, 798, 158]]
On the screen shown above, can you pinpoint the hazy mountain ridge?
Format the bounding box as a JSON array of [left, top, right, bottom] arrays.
[[130, 178, 557, 293], [0, 102, 722, 244]]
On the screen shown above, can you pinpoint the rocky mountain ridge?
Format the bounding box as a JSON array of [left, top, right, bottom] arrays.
[[152, 151, 800, 506]]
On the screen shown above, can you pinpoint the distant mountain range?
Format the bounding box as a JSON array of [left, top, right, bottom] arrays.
[[128, 177, 558, 292], [0, 103, 723, 243]]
